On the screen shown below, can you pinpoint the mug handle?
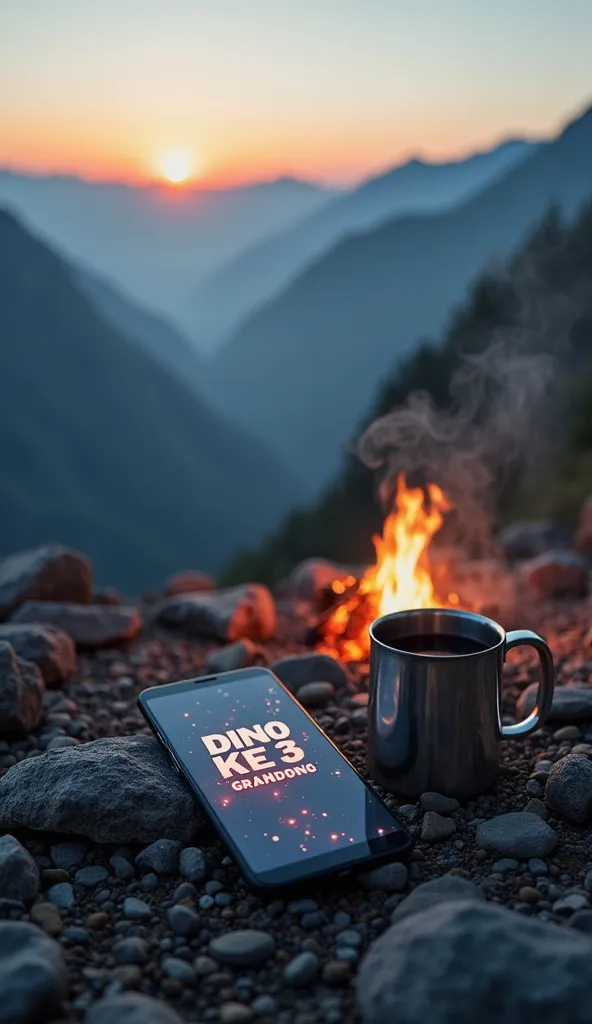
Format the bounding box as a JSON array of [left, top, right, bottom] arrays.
[[501, 629, 555, 737]]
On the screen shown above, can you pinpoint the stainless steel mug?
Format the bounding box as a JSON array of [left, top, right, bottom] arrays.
[[368, 608, 554, 799]]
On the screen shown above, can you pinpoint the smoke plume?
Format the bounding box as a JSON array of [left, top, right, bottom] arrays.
[[356, 256, 581, 555]]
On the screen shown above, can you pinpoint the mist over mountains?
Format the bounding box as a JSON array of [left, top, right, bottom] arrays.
[[0, 172, 334, 335], [191, 139, 535, 351], [205, 103, 592, 497]]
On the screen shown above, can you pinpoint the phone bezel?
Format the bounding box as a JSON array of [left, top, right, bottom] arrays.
[[138, 666, 413, 889]]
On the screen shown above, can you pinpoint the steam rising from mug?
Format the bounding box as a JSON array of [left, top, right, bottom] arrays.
[[357, 261, 581, 554]]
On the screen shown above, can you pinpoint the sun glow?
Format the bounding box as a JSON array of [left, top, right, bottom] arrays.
[[157, 148, 197, 185]]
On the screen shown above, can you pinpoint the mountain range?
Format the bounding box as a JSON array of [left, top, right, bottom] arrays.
[[0, 172, 334, 335], [0, 208, 297, 591], [191, 139, 535, 350], [205, 103, 592, 496]]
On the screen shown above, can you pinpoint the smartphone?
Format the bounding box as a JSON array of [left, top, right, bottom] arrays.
[[138, 666, 412, 890]]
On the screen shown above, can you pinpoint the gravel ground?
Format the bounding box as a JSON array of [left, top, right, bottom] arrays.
[[2, 592, 592, 1023]]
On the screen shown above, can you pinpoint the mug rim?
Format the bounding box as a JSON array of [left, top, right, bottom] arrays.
[[369, 607, 506, 660]]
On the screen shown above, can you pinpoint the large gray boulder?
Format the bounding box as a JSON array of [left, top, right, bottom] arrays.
[[0, 735, 202, 843], [0, 623, 75, 684], [157, 584, 276, 642], [0, 543, 92, 620], [357, 900, 592, 1024], [0, 921, 68, 1023], [11, 602, 142, 649], [0, 642, 44, 736], [390, 875, 484, 924]]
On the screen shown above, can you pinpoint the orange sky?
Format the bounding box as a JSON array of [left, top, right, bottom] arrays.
[[1, 0, 591, 189]]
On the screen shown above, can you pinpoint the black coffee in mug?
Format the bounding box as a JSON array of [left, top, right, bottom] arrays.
[[390, 633, 490, 657]]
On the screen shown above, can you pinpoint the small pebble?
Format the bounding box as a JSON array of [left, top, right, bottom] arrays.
[[284, 951, 319, 986], [123, 897, 151, 922]]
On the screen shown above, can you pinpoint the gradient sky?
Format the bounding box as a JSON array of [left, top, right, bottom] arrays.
[[1, 0, 591, 187]]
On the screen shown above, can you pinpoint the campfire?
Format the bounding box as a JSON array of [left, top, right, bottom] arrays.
[[319, 473, 458, 661]]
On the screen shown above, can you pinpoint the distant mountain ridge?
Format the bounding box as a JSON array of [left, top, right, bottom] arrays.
[[206, 102, 592, 495], [76, 268, 205, 397], [0, 208, 297, 590], [191, 139, 535, 350], [0, 171, 335, 335]]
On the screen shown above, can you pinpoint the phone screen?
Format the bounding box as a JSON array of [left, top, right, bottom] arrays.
[[141, 669, 410, 884]]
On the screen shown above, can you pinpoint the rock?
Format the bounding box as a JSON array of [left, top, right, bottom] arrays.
[[50, 841, 87, 871], [10, 602, 142, 649], [179, 847, 207, 884], [220, 1005, 253, 1024], [421, 812, 456, 843], [0, 624, 75, 685], [270, 653, 348, 692], [47, 883, 75, 910], [29, 902, 62, 936], [419, 792, 459, 815], [86, 993, 184, 1024], [135, 839, 181, 877], [492, 858, 519, 874], [524, 798, 548, 819], [75, 866, 108, 889], [391, 876, 485, 924], [157, 584, 276, 642], [553, 724, 581, 741], [281, 559, 352, 602], [574, 495, 592, 555], [518, 886, 542, 904], [553, 894, 589, 915], [209, 929, 276, 967], [0, 543, 92, 621], [476, 812, 557, 859], [0, 835, 39, 904], [0, 642, 44, 735], [357, 900, 592, 1024], [521, 550, 588, 599], [518, 684, 592, 722], [110, 856, 134, 880], [545, 753, 592, 823], [205, 639, 259, 674], [297, 681, 335, 707], [284, 951, 319, 986], [123, 898, 151, 922], [498, 521, 570, 562], [359, 861, 408, 893], [0, 920, 67, 1023], [0, 735, 202, 844], [113, 937, 149, 965], [164, 571, 214, 597], [168, 904, 199, 937], [162, 956, 196, 983]]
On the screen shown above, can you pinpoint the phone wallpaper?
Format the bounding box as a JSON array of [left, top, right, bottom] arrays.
[[150, 673, 401, 874]]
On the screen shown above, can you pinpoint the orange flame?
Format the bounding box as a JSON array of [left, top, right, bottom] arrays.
[[320, 473, 453, 661]]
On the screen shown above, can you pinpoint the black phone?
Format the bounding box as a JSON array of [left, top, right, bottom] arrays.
[[138, 666, 413, 890]]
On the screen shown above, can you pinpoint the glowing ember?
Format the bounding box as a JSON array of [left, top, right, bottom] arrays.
[[320, 473, 453, 661]]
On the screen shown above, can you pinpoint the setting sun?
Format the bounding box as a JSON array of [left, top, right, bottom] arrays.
[[157, 148, 197, 185]]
